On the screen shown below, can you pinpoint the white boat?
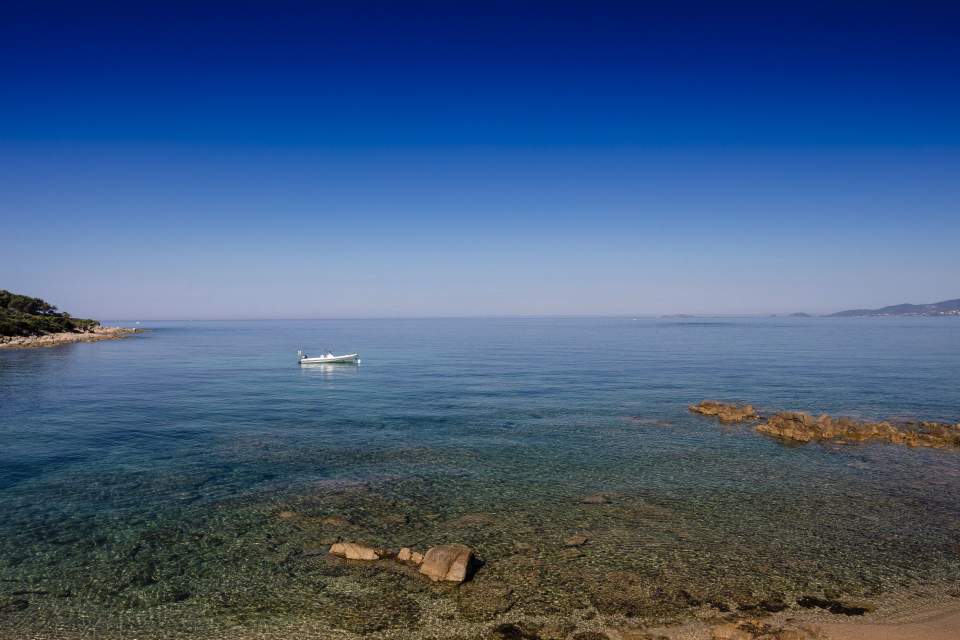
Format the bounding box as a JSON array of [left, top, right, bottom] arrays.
[[298, 350, 360, 365]]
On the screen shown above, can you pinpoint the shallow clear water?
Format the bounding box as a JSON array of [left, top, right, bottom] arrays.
[[1, 318, 958, 638]]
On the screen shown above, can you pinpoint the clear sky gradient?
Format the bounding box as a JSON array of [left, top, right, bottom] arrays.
[[3, 1, 958, 318]]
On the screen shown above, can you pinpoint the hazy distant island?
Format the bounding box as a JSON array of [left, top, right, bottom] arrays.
[[0, 289, 138, 348], [828, 297, 960, 317], [664, 300, 959, 319]]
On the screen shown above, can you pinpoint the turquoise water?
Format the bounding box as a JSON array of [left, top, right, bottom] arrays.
[[1, 317, 959, 638]]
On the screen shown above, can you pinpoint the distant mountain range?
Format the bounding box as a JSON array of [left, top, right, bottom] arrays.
[[828, 298, 960, 317]]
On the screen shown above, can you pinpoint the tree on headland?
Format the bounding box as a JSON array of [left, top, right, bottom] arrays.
[[0, 290, 99, 337]]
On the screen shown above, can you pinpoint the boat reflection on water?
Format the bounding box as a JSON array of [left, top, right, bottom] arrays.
[[298, 362, 361, 378]]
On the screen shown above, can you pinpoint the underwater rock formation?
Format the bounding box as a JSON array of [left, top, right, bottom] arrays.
[[328, 541, 475, 582], [420, 543, 475, 582], [689, 401, 759, 423], [328, 541, 381, 560], [397, 546, 424, 565]]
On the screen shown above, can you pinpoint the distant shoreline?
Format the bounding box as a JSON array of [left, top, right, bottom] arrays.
[[0, 326, 141, 349]]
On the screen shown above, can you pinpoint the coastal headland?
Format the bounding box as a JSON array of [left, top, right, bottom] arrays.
[[0, 289, 140, 349], [0, 325, 140, 349]]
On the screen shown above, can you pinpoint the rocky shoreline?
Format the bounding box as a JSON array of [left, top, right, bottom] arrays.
[[0, 326, 141, 349], [3, 471, 957, 640], [258, 486, 960, 640], [689, 401, 960, 449]]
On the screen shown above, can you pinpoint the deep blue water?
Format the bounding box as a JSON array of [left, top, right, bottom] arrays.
[[1, 317, 958, 638]]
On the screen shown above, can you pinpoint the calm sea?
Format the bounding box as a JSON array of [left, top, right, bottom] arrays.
[[1, 317, 958, 638]]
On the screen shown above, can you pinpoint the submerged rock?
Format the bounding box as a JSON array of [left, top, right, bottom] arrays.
[[397, 547, 424, 565], [689, 401, 759, 423], [580, 493, 612, 505], [328, 542, 380, 561], [420, 544, 475, 582], [457, 580, 514, 620], [564, 533, 590, 547]]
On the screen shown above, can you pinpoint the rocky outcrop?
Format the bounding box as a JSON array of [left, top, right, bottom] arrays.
[[327, 541, 475, 582], [397, 547, 424, 565], [689, 401, 759, 423], [419, 544, 475, 582], [689, 400, 960, 449], [0, 326, 140, 349], [757, 412, 960, 448], [328, 542, 381, 560]]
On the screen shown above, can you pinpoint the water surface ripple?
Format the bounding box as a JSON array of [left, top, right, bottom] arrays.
[[1, 318, 958, 638]]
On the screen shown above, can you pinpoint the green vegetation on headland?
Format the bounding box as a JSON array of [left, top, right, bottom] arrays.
[[0, 290, 99, 337]]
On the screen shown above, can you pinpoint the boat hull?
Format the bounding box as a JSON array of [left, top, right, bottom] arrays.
[[299, 354, 360, 364]]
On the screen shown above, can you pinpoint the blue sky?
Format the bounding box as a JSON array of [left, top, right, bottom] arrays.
[[2, 1, 958, 318]]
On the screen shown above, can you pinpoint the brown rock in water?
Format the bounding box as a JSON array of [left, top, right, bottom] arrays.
[[689, 401, 759, 423], [321, 515, 352, 526], [580, 493, 612, 504], [276, 510, 298, 520], [757, 411, 960, 448], [328, 542, 380, 561], [397, 547, 424, 565], [419, 544, 475, 582], [564, 533, 590, 547]]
